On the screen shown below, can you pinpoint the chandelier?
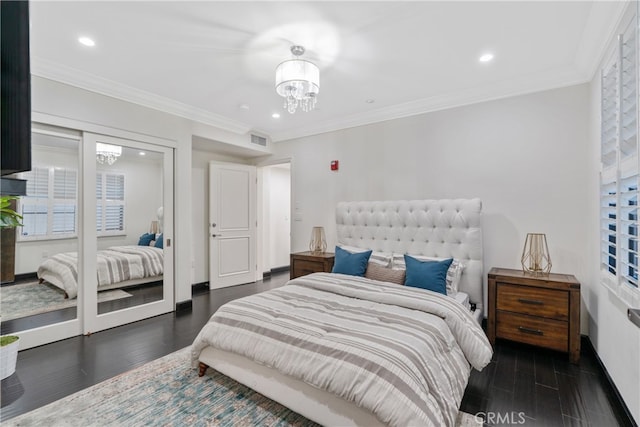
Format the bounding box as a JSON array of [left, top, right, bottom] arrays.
[[96, 143, 122, 165], [275, 45, 320, 114]]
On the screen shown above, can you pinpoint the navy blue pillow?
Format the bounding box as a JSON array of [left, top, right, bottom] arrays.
[[331, 246, 372, 276], [154, 234, 163, 249], [138, 233, 154, 246], [404, 255, 453, 295]]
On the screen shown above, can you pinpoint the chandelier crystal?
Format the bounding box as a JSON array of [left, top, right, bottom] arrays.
[[275, 45, 319, 114], [96, 143, 122, 165]]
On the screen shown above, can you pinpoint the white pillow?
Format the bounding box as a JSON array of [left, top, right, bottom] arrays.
[[392, 254, 465, 295], [338, 245, 392, 267]]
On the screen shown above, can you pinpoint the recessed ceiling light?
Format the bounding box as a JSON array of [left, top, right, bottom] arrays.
[[239, 104, 250, 110], [272, 113, 281, 119], [78, 36, 95, 47], [479, 53, 494, 63], [139, 151, 146, 156], [365, 99, 375, 104]]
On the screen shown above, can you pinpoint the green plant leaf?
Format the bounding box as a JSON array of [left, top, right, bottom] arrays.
[[0, 196, 23, 228]]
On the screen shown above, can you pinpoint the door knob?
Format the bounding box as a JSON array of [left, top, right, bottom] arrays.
[[211, 234, 222, 237]]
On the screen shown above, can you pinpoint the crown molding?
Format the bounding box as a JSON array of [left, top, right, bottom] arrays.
[[31, 57, 252, 135], [574, 0, 631, 81], [270, 66, 590, 142]]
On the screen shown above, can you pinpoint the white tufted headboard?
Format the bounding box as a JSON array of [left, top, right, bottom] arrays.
[[336, 199, 484, 313]]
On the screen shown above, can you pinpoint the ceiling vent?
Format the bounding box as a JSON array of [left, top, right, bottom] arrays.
[[250, 134, 267, 147]]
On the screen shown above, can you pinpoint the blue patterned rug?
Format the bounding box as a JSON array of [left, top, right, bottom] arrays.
[[6, 347, 479, 426]]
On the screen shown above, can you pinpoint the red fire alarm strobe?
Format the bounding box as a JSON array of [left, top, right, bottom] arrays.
[[331, 160, 339, 171]]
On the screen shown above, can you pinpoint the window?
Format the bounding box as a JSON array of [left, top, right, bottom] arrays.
[[600, 19, 639, 295], [96, 172, 125, 235], [19, 168, 126, 240], [20, 167, 78, 239]]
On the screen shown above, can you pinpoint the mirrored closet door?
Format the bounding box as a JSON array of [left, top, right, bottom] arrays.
[[2, 127, 175, 350], [1, 126, 83, 348], [82, 133, 174, 334]]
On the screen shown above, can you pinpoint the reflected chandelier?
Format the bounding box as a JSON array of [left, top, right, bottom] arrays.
[[96, 143, 122, 165], [275, 45, 320, 114]]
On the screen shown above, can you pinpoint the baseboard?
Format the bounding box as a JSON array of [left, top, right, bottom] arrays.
[[175, 299, 193, 314], [271, 265, 290, 274], [191, 282, 209, 293], [582, 335, 637, 427], [263, 266, 290, 280]]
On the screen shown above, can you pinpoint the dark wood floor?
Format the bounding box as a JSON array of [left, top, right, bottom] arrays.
[[1, 271, 634, 426]]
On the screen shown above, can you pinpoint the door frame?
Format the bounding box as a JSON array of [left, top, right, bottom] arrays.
[[256, 157, 293, 279]]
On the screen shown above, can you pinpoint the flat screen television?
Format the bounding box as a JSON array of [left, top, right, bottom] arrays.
[[1, 1, 32, 178]]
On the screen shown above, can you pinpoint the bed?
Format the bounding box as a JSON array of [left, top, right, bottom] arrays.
[[191, 199, 492, 426], [37, 245, 163, 299]]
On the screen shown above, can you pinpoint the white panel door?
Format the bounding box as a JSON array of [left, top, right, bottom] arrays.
[[209, 162, 257, 288]]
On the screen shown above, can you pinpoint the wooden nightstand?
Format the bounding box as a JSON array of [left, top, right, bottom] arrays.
[[488, 267, 581, 363], [290, 251, 335, 279]]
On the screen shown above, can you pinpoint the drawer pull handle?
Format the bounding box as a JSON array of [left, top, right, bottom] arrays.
[[518, 326, 543, 336], [518, 298, 544, 305]]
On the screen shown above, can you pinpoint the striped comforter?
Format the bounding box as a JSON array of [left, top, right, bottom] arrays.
[[191, 272, 493, 427], [37, 245, 163, 299]]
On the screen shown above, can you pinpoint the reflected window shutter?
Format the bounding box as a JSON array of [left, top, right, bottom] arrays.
[[21, 167, 50, 236], [96, 172, 125, 233]]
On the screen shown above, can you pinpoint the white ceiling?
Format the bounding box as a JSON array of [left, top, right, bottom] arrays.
[[29, 1, 627, 142]]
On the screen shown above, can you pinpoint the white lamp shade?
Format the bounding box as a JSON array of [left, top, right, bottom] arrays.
[[275, 59, 320, 99]]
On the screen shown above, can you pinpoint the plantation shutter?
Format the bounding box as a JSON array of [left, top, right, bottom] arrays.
[[600, 19, 639, 290], [620, 22, 638, 288]]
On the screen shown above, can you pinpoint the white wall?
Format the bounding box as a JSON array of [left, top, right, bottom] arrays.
[[191, 148, 251, 284], [273, 84, 591, 315], [585, 7, 640, 422]]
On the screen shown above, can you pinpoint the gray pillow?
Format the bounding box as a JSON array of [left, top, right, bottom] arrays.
[[365, 263, 406, 285]]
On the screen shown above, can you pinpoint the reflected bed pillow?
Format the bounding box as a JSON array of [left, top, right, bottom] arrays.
[[403, 255, 453, 295], [154, 234, 164, 249], [365, 263, 406, 285], [332, 246, 372, 276], [138, 233, 155, 246]]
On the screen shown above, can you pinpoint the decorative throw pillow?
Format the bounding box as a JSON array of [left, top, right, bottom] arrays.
[[393, 254, 464, 295], [154, 234, 164, 249], [332, 246, 372, 276], [138, 233, 154, 246], [365, 263, 406, 285], [403, 255, 453, 295]]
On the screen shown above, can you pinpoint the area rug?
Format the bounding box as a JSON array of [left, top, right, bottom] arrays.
[[0, 281, 132, 321], [5, 347, 481, 426]]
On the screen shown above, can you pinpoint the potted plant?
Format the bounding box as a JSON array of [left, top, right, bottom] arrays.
[[0, 195, 22, 380], [0, 336, 20, 380]]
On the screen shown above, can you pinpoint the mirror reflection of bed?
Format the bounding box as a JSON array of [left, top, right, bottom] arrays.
[[0, 134, 166, 336]]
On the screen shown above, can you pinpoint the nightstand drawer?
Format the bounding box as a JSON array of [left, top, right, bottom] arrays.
[[497, 311, 568, 352], [294, 259, 326, 276], [497, 283, 568, 320]]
